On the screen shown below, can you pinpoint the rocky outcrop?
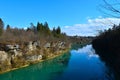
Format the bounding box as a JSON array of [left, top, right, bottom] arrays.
[[27, 41, 40, 51], [26, 55, 42, 61], [44, 43, 50, 48], [6, 44, 20, 51], [0, 40, 70, 73], [0, 51, 11, 72], [0, 51, 8, 62], [57, 41, 66, 50]]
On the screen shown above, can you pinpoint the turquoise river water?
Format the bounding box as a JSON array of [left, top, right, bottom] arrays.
[[0, 45, 114, 80]]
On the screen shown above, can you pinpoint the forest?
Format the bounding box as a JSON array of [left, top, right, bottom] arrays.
[[0, 18, 69, 48], [92, 24, 120, 79]]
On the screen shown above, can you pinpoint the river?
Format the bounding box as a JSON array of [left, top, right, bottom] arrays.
[[0, 45, 114, 80]]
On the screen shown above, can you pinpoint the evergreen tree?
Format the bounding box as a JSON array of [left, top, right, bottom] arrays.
[[52, 27, 56, 34], [0, 18, 4, 36], [52, 27, 56, 37], [44, 22, 49, 30], [6, 24, 10, 30], [26, 27, 31, 32], [37, 22, 44, 34], [56, 26, 61, 34], [37, 22, 41, 32], [43, 22, 51, 35], [30, 23, 37, 33]]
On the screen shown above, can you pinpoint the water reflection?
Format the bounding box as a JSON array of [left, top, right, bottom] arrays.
[[0, 53, 71, 80], [58, 45, 114, 80], [72, 45, 99, 58], [0, 45, 115, 80]]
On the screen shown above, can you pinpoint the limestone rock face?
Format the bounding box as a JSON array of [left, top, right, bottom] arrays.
[[0, 51, 8, 62], [44, 43, 50, 48], [8, 49, 22, 58], [57, 42, 65, 49], [27, 41, 40, 51], [0, 39, 69, 73], [26, 55, 42, 61], [33, 41, 40, 47], [6, 44, 20, 51], [28, 41, 33, 51]]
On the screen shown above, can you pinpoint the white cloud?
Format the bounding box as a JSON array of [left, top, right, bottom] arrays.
[[71, 45, 99, 58], [62, 17, 120, 36]]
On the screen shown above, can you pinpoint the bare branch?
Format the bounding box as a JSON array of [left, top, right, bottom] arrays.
[[99, 0, 120, 17]]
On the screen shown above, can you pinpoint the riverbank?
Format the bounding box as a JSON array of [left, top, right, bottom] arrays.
[[0, 44, 111, 80], [0, 39, 72, 74], [0, 18, 94, 75], [92, 24, 120, 80], [92, 38, 120, 80], [0, 44, 70, 74], [0, 36, 93, 74]]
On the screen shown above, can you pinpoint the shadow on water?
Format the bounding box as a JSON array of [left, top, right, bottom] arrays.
[[0, 52, 71, 80], [93, 48, 120, 80], [57, 45, 115, 80], [0, 44, 115, 80], [71, 43, 88, 50], [92, 39, 120, 80]]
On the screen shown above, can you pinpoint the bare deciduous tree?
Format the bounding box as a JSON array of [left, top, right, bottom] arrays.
[[99, 0, 120, 18]]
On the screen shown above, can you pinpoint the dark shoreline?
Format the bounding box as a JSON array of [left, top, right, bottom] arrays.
[[92, 38, 120, 80]]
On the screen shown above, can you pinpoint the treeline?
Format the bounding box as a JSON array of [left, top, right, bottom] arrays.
[[0, 18, 67, 45], [92, 24, 120, 80], [92, 24, 120, 57]]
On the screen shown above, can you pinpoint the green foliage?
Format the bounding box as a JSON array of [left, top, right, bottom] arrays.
[[0, 18, 4, 29], [52, 26, 62, 38], [6, 24, 11, 31], [56, 26, 61, 34], [30, 23, 37, 34], [44, 22, 49, 31], [92, 24, 120, 79], [43, 22, 51, 35], [26, 27, 31, 32], [0, 18, 68, 44], [0, 18, 4, 36], [37, 22, 43, 32], [36, 22, 51, 35], [0, 28, 3, 36]]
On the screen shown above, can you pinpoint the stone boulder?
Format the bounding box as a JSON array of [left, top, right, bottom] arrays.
[[6, 44, 20, 51], [58, 42, 65, 48], [0, 51, 8, 62], [27, 41, 33, 51], [26, 55, 42, 61], [9, 49, 22, 58], [44, 43, 50, 48], [27, 41, 40, 51], [33, 41, 40, 47]]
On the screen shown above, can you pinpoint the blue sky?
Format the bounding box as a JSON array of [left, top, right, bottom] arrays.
[[0, 0, 119, 36]]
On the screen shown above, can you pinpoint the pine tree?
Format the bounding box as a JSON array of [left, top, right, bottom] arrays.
[[52, 27, 56, 34], [0, 18, 4, 36], [43, 22, 51, 35], [37, 22, 41, 32], [30, 23, 37, 33], [56, 26, 61, 34], [6, 24, 10, 31], [44, 22, 49, 30]]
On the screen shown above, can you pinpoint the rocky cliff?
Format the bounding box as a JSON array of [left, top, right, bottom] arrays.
[[0, 40, 70, 73]]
